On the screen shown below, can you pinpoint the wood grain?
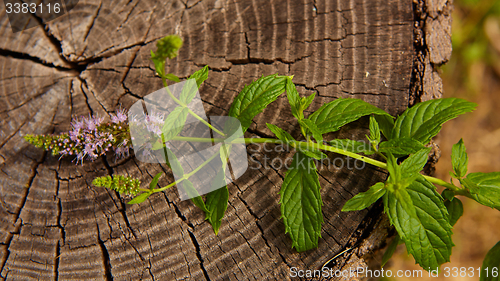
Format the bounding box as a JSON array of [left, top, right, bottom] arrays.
[[0, 0, 447, 279]]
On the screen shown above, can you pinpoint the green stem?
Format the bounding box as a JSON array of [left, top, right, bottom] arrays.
[[422, 175, 472, 198], [422, 176, 458, 191], [153, 145, 221, 193], [166, 136, 469, 198], [161, 77, 226, 137]]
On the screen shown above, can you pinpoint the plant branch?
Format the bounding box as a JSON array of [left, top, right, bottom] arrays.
[[161, 77, 226, 136], [152, 145, 221, 193]]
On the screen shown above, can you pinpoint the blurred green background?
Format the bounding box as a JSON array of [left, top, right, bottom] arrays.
[[384, 0, 500, 280]]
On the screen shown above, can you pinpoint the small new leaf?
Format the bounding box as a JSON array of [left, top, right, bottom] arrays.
[[480, 241, 500, 281], [128, 192, 152, 204], [301, 92, 316, 112], [342, 182, 386, 211], [375, 114, 395, 140], [164, 73, 180, 83], [150, 35, 183, 77], [386, 153, 401, 184], [286, 77, 301, 120], [298, 147, 327, 160], [444, 198, 463, 227], [308, 98, 391, 134], [462, 172, 500, 209], [152, 34, 183, 60], [149, 172, 162, 190], [280, 152, 323, 252], [266, 123, 295, 144], [451, 138, 468, 179], [392, 98, 477, 144], [441, 189, 455, 201], [300, 119, 323, 143], [368, 115, 381, 146], [189, 65, 209, 88]]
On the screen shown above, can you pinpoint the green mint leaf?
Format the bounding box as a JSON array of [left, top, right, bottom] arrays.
[[280, 152, 323, 252], [378, 138, 426, 157], [300, 119, 323, 143], [179, 66, 209, 104], [381, 234, 400, 267], [328, 139, 374, 155], [386, 147, 431, 191], [179, 78, 199, 105], [444, 198, 463, 227], [128, 192, 152, 204], [300, 92, 316, 112], [341, 182, 386, 211], [266, 123, 295, 144], [165, 148, 209, 213], [164, 73, 180, 83], [384, 176, 453, 270], [393, 187, 417, 219], [400, 148, 431, 180], [183, 180, 209, 214], [166, 147, 183, 175], [441, 189, 455, 201], [462, 172, 500, 209], [162, 107, 188, 141], [205, 167, 229, 235], [391, 98, 477, 144], [368, 115, 381, 146], [480, 241, 500, 281], [189, 65, 209, 88], [229, 74, 287, 132], [374, 114, 395, 140], [286, 77, 301, 120], [386, 153, 401, 184], [451, 138, 468, 178], [307, 98, 391, 134], [149, 172, 163, 190]]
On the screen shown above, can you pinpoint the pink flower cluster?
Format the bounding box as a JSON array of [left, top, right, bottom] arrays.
[[25, 108, 132, 164]]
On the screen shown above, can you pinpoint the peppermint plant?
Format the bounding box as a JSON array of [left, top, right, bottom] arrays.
[[25, 35, 500, 274]]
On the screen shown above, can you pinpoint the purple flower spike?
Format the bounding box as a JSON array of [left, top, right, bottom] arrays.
[[71, 118, 84, 131], [93, 116, 104, 126], [85, 117, 96, 131], [111, 107, 128, 124]]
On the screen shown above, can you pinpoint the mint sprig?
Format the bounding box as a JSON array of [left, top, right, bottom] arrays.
[[24, 34, 500, 273]]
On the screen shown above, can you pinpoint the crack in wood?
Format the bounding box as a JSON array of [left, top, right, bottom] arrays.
[[94, 217, 114, 281], [0, 151, 46, 278]]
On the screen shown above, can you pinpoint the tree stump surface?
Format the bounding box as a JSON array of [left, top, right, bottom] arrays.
[[0, 0, 451, 280]]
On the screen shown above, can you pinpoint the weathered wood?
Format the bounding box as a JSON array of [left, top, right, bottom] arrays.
[[0, 0, 449, 279]]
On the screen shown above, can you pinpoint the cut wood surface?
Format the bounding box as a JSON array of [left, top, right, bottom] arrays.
[[0, 0, 450, 280]]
